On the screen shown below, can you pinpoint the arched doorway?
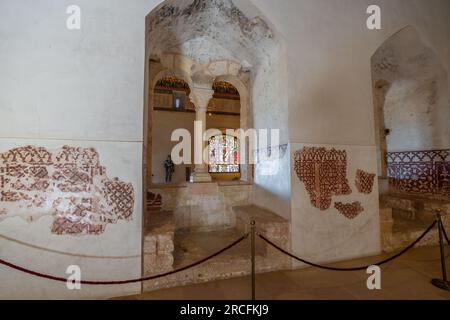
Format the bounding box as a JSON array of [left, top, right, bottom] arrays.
[[371, 26, 450, 252], [141, 0, 289, 292], [371, 26, 450, 196]]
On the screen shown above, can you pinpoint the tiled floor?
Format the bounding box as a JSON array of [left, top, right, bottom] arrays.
[[115, 245, 450, 300]]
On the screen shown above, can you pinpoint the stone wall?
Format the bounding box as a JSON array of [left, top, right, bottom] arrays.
[[0, 0, 154, 299], [148, 183, 252, 230], [380, 195, 450, 252]]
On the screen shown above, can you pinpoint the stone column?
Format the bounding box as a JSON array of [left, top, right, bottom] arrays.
[[190, 87, 214, 183]]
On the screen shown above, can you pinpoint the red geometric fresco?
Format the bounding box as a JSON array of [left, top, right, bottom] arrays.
[[355, 169, 376, 194], [334, 202, 364, 219], [387, 149, 450, 198], [294, 147, 352, 210], [0, 146, 135, 235]]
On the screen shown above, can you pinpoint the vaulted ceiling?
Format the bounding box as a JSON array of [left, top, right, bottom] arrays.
[[146, 0, 279, 68]]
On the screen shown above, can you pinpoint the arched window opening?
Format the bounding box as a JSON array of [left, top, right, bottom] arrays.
[[208, 134, 240, 174], [154, 76, 192, 112]]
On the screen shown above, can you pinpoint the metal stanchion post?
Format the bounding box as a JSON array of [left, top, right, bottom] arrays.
[[251, 220, 256, 301], [431, 214, 450, 291]]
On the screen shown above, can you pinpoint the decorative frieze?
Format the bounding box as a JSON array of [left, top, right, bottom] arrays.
[[387, 149, 450, 197]]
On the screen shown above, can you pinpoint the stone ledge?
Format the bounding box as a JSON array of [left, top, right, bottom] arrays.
[[234, 205, 291, 260]]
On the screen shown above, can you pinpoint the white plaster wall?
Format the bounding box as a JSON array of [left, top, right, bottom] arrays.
[[0, 0, 159, 141], [0, 139, 142, 299], [290, 144, 380, 265], [253, 144, 291, 221], [252, 0, 450, 147], [251, 0, 450, 262], [250, 40, 291, 219], [0, 0, 159, 299], [383, 76, 450, 151], [371, 26, 450, 152]]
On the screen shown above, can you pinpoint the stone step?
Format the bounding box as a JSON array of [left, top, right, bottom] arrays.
[[144, 211, 175, 275], [381, 225, 440, 253], [380, 193, 450, 216], [380, 193, 449, 228], [379, 193, 450, 252], [233, 205, 290, 258]]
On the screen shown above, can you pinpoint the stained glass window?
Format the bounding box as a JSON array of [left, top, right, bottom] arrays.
[[208, 135, 240, 173]]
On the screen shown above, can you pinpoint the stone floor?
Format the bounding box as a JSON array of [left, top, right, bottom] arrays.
[[116, 245, 450, 300], [173, 228, 258, 267]]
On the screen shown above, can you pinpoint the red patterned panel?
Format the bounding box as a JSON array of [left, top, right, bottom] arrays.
[[0, 145, 135, 235], [294, 147, 352, 210], [334, 202, 364, 219], [387, 149, 450, 197], [355, 169, 376, 194]]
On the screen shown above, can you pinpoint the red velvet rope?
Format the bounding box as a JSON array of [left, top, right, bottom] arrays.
[[1, 219, 446, 284], [0, 234, 248, 285], [260, 220, 437, 272]]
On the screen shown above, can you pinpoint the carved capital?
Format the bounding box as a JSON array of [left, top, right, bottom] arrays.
[[189, 87, 214, 112]]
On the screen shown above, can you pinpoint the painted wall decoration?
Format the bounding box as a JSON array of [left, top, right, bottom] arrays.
[[147, 191, 162, 212], [0, 146, 135, 235], [355, 169, 376, 194], [254, 144, 288, 161], [387, 149, 450, 197], [254, 144, 289, 177], [294, 147, 351, 210], [334, 202, 364, 219]]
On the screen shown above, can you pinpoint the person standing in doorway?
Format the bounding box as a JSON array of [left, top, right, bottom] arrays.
[[164, 155, 175, 183]]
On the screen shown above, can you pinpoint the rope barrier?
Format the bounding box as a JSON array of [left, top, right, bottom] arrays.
[[0, 234, 248, 285], [259, 220, 437, 272], [442, 223, 450, 246], [0, 214, 447, 290]]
